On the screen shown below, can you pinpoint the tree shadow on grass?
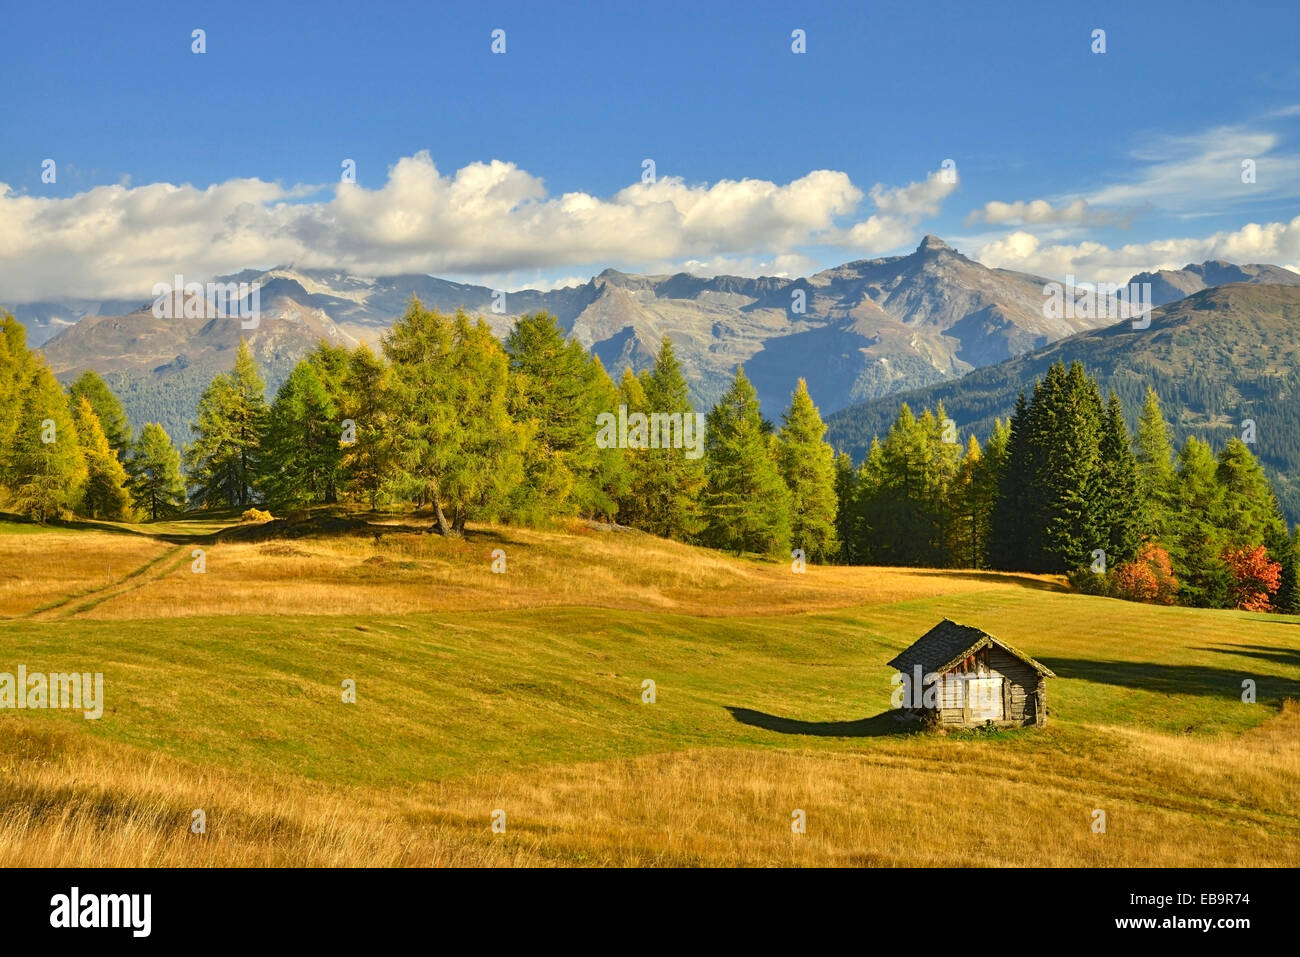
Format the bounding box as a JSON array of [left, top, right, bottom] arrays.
[[726, 707, 916, 738], [1040, 657, 1300, 701], [904, 570, 1069, 592], [1189, 643, 1300, 668]]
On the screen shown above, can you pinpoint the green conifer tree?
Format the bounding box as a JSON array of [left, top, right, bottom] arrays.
[[72, 395, 134, 520], [700, 367, 791, 555], [776, 379, 838, 562], [638, 337, 706, 540], [68, 369, 133, 458], [1134, 387, 1176, 542], [260, 361, 343, 507], [5, 363, 87, 522], [183, 340, 268, 508], [130, 423, 187, 521]]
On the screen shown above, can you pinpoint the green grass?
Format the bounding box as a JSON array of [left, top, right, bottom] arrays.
[[4, 587, 1295, 787], [2, 516, 1297, 866]]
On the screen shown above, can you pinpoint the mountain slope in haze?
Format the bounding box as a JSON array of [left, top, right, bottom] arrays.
[[7, 297, 152, 347], [18, 244, 1300, 451], [23, 237, 1112, 424], [39, 293, 360, 450], [1128, 260, 1300, 306], [741, 235, 1106, 413], [825, 283, 1300, 522]]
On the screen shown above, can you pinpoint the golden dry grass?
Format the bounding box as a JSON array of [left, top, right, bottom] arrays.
[[3, 702, 1296, 867], [0, 528, 172, 618], [1, 515, 1296, 867], [2, 517, 1057, 621]]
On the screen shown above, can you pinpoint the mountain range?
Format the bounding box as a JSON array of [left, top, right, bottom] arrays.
[[6, 238, 1298, 466]]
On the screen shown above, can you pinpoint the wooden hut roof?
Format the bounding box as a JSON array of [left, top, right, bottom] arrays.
[[886, 618, 1056, 678]]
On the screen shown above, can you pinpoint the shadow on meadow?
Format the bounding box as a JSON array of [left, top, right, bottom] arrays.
[[1189, 642, 1300, 668], [1041, 657, 1300, 703], [725, 707, 913, 738], [905, 569, 1069, 592]]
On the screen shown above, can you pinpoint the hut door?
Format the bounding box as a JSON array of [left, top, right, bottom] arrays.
[[967, 677, 1003, 721]]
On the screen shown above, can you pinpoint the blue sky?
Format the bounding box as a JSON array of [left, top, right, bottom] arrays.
[[2, 0, 1299, 298]]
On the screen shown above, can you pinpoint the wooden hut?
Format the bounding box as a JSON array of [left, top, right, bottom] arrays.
[[887, 619, 1055, 728]]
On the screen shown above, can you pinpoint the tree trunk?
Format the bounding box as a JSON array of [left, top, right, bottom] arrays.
[[430, 501, 452, 536]]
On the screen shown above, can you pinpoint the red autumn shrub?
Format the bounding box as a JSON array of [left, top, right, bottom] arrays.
[[1222, 544, 1281, 611], [1113, 543, 1179, 605]]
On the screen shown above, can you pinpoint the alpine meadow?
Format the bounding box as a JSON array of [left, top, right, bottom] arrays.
[[1, 2, 1298, 932]]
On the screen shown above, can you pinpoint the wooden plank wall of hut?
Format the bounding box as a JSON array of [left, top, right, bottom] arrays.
[[990, 647, 1039, 723]]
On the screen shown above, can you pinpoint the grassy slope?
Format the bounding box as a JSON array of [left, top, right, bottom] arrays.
[[0, 516, 1297, 866]]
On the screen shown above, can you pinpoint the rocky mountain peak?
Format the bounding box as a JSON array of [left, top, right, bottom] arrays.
[[916, 235, 954, 255]]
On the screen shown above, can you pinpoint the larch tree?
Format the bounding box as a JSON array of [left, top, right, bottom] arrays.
[[614, 366, 651, 527], [184, 340, 268, 508], [71, 395, 134, 520], [1134, 387, 1176, 542], [504, 312, 602, 523], [5, 363, 87, 522], [130, 423, 187, 520], [775, 378, 838, 562], [259, 361, 343, 507], [339, 343, 395, 509], [68, 369, 133, 459]]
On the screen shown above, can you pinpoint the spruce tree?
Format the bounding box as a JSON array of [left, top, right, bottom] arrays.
[[852, 437, 886, 563], [1276, 527, 1300, 615], [833, 451, 858, 563], [775, 379, 838, 562], [700, 366, 791, 555], [638, 337, 706, 540], [990, 392, 1033, 570], [130, 423, 187, 521], [974, 418, 1010, 568], [862, 405, 920, 565], [1097, 391, 1141, 566], [1038, 362, 1105, 573]]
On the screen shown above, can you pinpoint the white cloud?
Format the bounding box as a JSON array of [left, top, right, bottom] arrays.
[[975, 216, 1300, 284], [967, 198, 1122, 227], [1088, 126, 1299, 212], [834, 168, 961, 254], [0, 153, 892, 301], [966, 116, 1300, 235], [869, 170, 959, 218]]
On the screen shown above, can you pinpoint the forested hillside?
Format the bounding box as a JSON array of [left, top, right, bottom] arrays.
[[826, 284, 1300, 522]]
